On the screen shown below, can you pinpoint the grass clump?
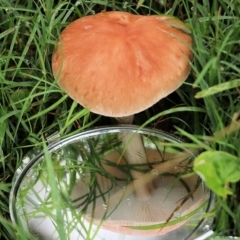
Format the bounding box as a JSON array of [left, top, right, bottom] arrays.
[[0, 0, 240, 239]]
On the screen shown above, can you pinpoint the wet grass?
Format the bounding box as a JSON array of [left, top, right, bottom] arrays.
[[0, 0, 240, 239]]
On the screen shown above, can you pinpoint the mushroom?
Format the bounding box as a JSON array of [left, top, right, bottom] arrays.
[[71, 146, 203, 236], [52, 11, 192, 199]]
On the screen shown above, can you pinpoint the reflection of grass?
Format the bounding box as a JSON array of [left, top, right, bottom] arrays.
[[13, 133, 125, 239], [13, 130, 203, 239], [1, 0, 239, 239]]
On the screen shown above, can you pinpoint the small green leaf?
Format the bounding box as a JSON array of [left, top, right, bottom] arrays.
[[136, 0, 145, 9], [193, 151, 240, 198], [195, 79, 240, 98]]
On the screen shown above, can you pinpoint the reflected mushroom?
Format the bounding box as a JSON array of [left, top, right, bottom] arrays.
[[52, 11, 192, 205], [72, 146, 203, 236]]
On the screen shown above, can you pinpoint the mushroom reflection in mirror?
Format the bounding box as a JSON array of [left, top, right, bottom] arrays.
[[72, 146, 205, 236]]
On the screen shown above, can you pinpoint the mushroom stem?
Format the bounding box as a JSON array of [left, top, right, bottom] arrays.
[[116, 116, 154, 200]]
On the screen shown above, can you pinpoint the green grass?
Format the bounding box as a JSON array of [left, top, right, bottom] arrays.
[[0, 0, 240, 239]]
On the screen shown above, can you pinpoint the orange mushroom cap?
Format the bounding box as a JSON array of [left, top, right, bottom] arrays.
[[52, 11, 193, 117]]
